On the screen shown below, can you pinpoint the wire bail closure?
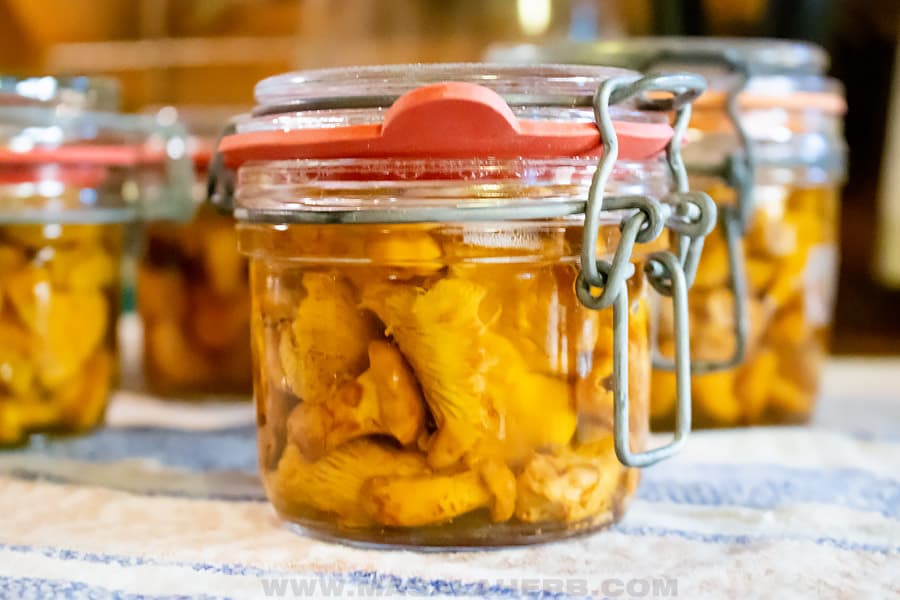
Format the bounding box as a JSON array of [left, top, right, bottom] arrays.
[[577, 72, 712, 467], [637, 50, 755, 375]]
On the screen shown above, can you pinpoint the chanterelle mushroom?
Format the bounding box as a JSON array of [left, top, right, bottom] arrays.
[[268, 439, 428, 528], [280, 272, 381, 402], [286, 340, 427, 460], [361, 278, 499, 469], [6, 265, 108, 389], [451, 263, 601, 377], [515, 435, 624, 524], [481, 332, 576, 467], [360, 458, 516, 526]]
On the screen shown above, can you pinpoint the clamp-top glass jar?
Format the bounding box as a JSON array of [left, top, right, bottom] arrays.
[[212, 64, 714, 547], [0, 76, 192, 445], [138, 107, 252, 396], [490, 39, 847, 427]]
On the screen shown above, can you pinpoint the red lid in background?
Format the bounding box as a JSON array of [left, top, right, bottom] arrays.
[[220, 81, 674, 167], [191, 138, 214, 171], [0, 164, 109, 187], [0, 144, 156, 166], [0, 108, 175, 185], [0, 143, 169, 188]]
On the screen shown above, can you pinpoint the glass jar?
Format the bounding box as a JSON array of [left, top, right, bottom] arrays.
[[0, 80, 192, 445], [138, 107, 251, 397], [489, 39, 847, 427], [211, 64, 713, 547]]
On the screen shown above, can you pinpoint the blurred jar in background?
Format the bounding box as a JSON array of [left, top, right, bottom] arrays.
[[138, 107, 252, 397], [0, 77, 192, 444], [490, 38, 847, 427]]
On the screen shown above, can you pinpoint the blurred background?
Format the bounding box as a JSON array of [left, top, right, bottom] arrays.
[[0, 0, 897, 353]]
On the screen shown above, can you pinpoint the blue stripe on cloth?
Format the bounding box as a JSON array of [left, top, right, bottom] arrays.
[[6, 427, 900, 524], [3, 469, 266, 502], [10, 460, 898, 524], [1, 543, 279, 577], [842, 430, 900, 443], [8, 425, 900, 478], [9, 426, 258, 474], [613, 525, 900, 555], [2, 527, 898, 599], [0, 545, 575, 599], [0, 576, 230, 600], [639, 463, 900, 520], [13, 423, 900, 473], [5, 428, 900, 522]]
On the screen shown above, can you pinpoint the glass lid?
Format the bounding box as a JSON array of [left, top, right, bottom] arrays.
[[222, 63, 682, 165], [486, 38, 829, 76], [241, 63, 669, 134], [486, 40, 843, 116], [254, 63, 643, 110], [0, 75, 120, 111]]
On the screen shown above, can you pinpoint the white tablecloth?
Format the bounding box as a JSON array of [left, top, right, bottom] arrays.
[[1, 358, 898, 599]]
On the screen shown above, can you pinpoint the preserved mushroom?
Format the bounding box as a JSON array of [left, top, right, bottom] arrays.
[[254, 223, 651, 535], [0, 224, 120, 444]]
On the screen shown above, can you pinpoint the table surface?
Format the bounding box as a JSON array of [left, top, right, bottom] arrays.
[[1, 357, 899, 599]]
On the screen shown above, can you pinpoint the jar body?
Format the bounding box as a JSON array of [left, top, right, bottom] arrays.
[[139, 202, 251, 396], [243, 220, 651, 547], [652, 176, 840, 428], [0, 222, 121, 445]]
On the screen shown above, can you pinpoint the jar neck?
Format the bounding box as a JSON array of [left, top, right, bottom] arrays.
[[0, 169, 138, 224]]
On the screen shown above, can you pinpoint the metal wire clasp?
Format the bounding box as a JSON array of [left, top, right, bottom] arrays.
[[578, 72, 708, 468], [641, 51, 755, 374], [637, 49, 755, 231], [207, 121, 238, 215]]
